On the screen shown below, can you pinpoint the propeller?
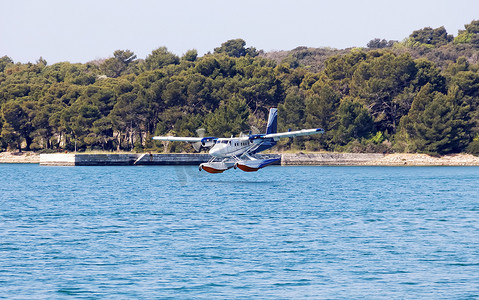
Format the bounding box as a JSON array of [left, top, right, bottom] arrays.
[[192, 128, 205, 152], [241, 126, 261, 137]]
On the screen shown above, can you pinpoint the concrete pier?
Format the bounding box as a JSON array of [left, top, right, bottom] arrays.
[[40, 153, 212, 166]]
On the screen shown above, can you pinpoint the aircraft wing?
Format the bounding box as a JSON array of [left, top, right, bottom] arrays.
[[152, 136, 203, 142], [262, 128, 324, 140]]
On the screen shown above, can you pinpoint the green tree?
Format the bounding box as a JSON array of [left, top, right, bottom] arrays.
[[92, 117, 114, 150], [144, 47, 180, 70], [412, 59, 446, 93], [0, 118, 3, 150], [445, 57, 469, 77], [305, 81, 340, 131], [408, 26, 453, 47], [184, 73, 218, 112], [451, 71, 479, 99], [465, 20, 479, 33], [304, 81, 341, 150], [367, 38, 396, 49], [0, 121, 21, 151], [398, 84, 471, 154], [195, 56, 221, 77], [332, 98, 374, 146], [323, 50, 367, 95], [206, 96, 249, 137], [100, 50, 137, 78], [40, 62, 96, 85], [1, 101, 34, 151], [65, 104, 102, 150], [182, 49, 198, 62], [214, 39, 258, 57], [454, 20, 479, 46], [350, 52, 417, 133], [30, 105, 54, 150], [278, 87, 305, 131], [0, 56, 13, 72], [450, 70, 479, 141]]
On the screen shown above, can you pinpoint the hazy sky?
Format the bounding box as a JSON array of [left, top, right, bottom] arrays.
[[1, 0, 478, 64]]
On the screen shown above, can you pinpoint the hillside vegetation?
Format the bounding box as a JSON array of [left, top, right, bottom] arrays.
[[1, 21, 479, 155]]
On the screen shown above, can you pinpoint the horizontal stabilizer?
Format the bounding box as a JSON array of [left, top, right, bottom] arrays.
[[263, 128, 324, 140]]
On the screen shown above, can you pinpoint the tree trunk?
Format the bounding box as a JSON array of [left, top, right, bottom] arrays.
[[24, 135, 33, 151]]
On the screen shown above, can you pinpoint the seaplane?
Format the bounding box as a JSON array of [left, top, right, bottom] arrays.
[[153, 108, 324, 173]]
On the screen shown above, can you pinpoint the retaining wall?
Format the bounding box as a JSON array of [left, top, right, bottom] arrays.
[[39, 153, 281, 166], [39, 153, 76, 166], [40, 153, 212, 166], [134, 153, 211, 165]]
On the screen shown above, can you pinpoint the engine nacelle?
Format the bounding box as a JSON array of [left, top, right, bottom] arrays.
[[201, 137, 217, 148], [249, 134, 265, 144]]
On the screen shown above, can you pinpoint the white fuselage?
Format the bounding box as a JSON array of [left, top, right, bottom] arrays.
[[209, 137, 257, 158]]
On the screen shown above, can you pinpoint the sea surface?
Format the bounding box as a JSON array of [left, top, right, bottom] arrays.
[[1, 164, 478, 299]]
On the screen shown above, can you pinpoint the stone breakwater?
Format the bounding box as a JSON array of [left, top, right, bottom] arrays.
[[1, 152, 479, 166]]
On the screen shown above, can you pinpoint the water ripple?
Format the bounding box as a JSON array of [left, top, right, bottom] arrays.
[[1, 164, 478, 298]]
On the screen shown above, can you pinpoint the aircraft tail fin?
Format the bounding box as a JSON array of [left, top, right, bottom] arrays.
[[266, 108, 277, 134]]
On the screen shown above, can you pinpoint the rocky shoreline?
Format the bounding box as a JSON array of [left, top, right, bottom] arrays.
[[1, 152, 479, 166], [0, 152, 40, 164], [281, 153, 479, 166], [369, 153, 479, 166]]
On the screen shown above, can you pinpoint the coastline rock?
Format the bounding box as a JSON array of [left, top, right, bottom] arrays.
[[369, 153, 479, 166], [0, 152, 40, 164], [281, 153, 385, 165], [282, 153, 479, 166]]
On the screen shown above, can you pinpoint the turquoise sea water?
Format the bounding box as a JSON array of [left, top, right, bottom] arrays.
[[1, 164, 479, 299]]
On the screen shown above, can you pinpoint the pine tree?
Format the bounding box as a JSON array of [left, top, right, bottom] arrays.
[[398, 84, 471, 154]]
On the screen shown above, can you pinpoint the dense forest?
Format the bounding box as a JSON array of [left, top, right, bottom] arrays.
[[1, 20, 479, 155]]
